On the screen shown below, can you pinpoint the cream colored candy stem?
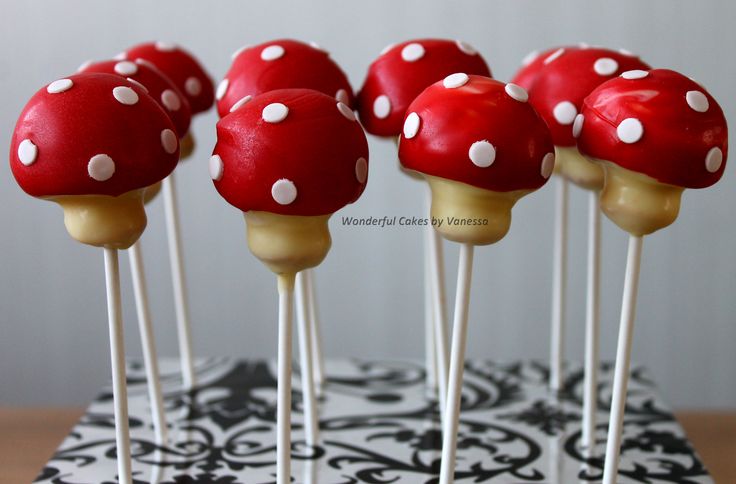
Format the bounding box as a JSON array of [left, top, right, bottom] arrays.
[[305, 269, 325, 394], [128, 241, 167, 445], [602, 235, 643, 484], [555, 145, 604, 191], [439, 243, 474, 484], [179, 132, 195, 160], [550, 177, 568, 392], [295, 271, 319, 446], [163, 174, 196, 390], [276, 273, 296, 484], [103, 248, 133, 484], [582, 191, 601, 451]]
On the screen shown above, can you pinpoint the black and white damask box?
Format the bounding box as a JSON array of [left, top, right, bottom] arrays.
[[36, 359, 712, 483]]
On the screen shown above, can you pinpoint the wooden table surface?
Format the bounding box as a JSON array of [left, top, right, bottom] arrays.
[[1, 408, 734, 483]]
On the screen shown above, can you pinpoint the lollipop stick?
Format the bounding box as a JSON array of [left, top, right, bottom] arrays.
[[295, 271, 319, 446], [128, 242, 167, 445], [424, 244, 438, 391], [439, 243, 474, 484], [582, 192, 601, 450], [602, 235, 643, 484], [276, 274, 295, 484], [162, 173, 196, 390], [550, 177, 569, 391], [305, 269, 325, 392], [426, 221, 449, 420], [103, 248, 133, 484]]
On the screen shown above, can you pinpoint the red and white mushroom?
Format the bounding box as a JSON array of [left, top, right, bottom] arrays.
[[357, 39, 491, 137], [216, 39, 354, 118], [9, 72, 180, 248], [577, 68, 728, 235], [399, 74, 554, 245]]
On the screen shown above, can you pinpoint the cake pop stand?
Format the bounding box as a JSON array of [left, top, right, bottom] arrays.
[[36, 358, 711, 484]]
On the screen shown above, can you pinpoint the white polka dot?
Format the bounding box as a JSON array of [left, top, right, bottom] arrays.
[[271, 179, 297, 205], [401, 43, 425, 62], [337, 102, 356, 121], [468, 141, 496, 168], [231, 44, 250, 60], [216, 79, 229, 101], [553, 101, 577, 125], [77, 60, 93, 72], [544, 48, 565, 64], [309, 41, 327, 53], [541, 152, 555, 179], [456, 40, 477, 55], [355, 157, 368, 183], [229, 95, 252, 113], [380, 43, 396, 55], [261, 45, 285, 61], [155, 41, 177, 51], [443, 73, 469, 89], [594, 57, 619, 76], [617, 118, 644, 144], [705, 147, 723, 173], [161, 129, 178, 154], [403, 112, 421, 139], [619, 48, 635, 56], [572, 114, 584, 138], [185, 77, 202, 96], [209, 155, 224, 181], [113, 86, 139, 105], [373, 95, 391, 119], [686, 91, 709, 113], [18, 139, 38, 166], [262, 103, 289, 123], [126, 78, 148, 93], [134, 58, 157, 70], [505, 83, 528, 102], [336, 89, 349, 105], [578, 42, 591, 49], [522, 50, 539, 66], [47, 79, 73, 94], [114, 61, 138, 76], [113, 52, 127, 61], [621, 70, 648, 80], [161, 89, 181, 111], [88, 154, 115, 181]]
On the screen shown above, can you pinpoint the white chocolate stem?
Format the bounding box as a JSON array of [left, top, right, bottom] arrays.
[[276, 273, 295, 484], [602, 235, 643, 484], [103, 248, 133, 484], [295, 271, 319, 446], [162, 174, 196, 390], [306, 269, 325, 394], [439, 243, 474, 484], [550, 177, 568, 392], [129, 241, 167, 445], [582, 191, 601, 451]]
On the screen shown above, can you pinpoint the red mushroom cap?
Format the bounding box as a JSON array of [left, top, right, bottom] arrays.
[[216, 39, 354, 118], [525, 47, 650, 147], [211, 89, 369, 216], [80, 59, 192, 138], [10, 73, 179, 197], [124, 42, 214, 115], [357, 39, 491, 137], [577, 69, 728, 188], [398, 74, 555, 192]]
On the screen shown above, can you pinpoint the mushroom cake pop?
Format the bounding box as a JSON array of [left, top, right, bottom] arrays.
[[576, 69, 727, 483], [211, 88, 368, 483], [217, 38, 354, 117], [399, 74, 553, 484]]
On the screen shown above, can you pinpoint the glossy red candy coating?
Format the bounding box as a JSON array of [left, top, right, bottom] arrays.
[[212, 89, 369, 216], [10, 73, 179, 197], [398, 75, 555, 192], [577, 69, 728, 188], [216, 39, 354, 118], [510, 46, 566, 91], [357, 39, 491, 137]]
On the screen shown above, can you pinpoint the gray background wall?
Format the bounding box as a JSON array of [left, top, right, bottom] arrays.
[[1, 0, 734, 408]]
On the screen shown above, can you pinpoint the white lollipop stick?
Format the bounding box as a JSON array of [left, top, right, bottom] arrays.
[[582, 192, 601, 450], [276, 275, 295, 484], [424, 245, 438, 392], [439, 243, 474, 484], [162, 173, 196, 390], [550, 176, 569, 391], [305, 269, 325, 392], [103, 248, 133, 484], [426, 223, 449, 420], [295, 271, 319, 446], [128, 242, 167, 445], [602, 235, 643, 484]]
